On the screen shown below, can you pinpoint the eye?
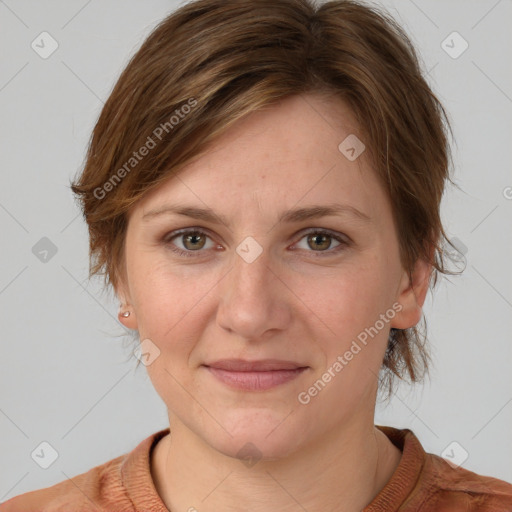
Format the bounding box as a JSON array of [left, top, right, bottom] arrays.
[[292, 229, 349, 256], [163, 228, 216, 257], [163, 228, 349, 258]]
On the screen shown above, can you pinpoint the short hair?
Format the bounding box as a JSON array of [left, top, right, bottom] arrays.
[[70, 0, 454, 397]]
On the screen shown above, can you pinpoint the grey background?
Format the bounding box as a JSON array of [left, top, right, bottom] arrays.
[[1, 0, 511, 502]]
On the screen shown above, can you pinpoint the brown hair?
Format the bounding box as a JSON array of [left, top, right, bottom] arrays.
[[70, 0, 454, 398]]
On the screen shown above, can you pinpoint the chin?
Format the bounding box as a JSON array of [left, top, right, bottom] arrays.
[[205, 408, 308, 462]]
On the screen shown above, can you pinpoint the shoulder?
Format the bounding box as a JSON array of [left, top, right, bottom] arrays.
[[0, 453, 131, 512], [415, 449, 512, 511], [375, 426, 512, 512]]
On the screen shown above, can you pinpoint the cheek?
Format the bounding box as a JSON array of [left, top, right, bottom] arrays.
[[302, 255, 401, 399], [129, 260, 216, 406], [295, 260, 397, 414], [309, 256, 395, 337], [128, 253, 217, 339]]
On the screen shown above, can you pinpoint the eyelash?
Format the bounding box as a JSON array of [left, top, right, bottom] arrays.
[[162, 228, 350, 258]]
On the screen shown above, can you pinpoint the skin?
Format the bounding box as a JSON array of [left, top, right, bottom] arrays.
[[117, 93, 431, 512]]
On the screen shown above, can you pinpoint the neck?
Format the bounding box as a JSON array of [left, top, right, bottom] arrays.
[[151, 416, 402, 512]]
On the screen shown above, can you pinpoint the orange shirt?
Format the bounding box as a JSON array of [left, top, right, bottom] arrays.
[[1, 425, 511, 511]]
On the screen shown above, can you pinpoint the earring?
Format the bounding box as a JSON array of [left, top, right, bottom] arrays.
[[119, 304, 131, 318]]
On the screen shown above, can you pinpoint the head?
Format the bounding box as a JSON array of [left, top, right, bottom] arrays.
[[71, 0, 452, 459]]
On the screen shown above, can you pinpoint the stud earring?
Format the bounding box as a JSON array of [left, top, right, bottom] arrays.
[[121, 311, 131, 318]]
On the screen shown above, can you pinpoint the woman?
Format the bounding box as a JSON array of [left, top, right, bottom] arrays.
[[2, 0, 511, 510]]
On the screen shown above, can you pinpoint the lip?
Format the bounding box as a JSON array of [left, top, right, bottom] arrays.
[[202, 359, 309, 391], [205, 359, 306, 371]]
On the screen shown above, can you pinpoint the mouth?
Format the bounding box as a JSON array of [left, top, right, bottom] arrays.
[[202, 359, 309, 391]]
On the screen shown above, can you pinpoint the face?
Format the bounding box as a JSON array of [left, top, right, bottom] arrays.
[[118, 93, 429, 460]]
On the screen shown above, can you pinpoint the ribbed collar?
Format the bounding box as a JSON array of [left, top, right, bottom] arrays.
[[121, 427, 171, 511], [364, 426, 426, 511]]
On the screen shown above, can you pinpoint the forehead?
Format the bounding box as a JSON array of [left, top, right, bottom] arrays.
[[133, 93, 385, 223], [199, 93, 364, 170]]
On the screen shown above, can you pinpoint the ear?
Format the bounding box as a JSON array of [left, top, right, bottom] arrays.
[[114, 277, 139, 331], [391, 255, 432, 330]]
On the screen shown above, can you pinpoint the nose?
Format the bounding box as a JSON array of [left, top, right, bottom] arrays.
[[216, 243, 292, 341]]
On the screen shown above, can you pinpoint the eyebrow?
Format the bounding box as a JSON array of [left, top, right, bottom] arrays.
[[142, 202, 371, 227]]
